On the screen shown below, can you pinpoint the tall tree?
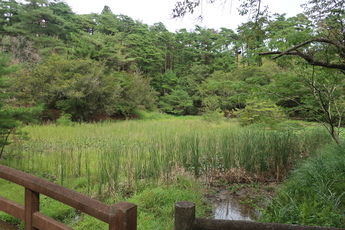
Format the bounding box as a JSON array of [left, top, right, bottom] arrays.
[[172, 0, 265, 22], [237, 18, 267, 66], [0, 54, 42, 157], [259, 0, 345, 71], [258, 0, 345, 144], [10, 55, 122, 121], [3, 0, 76, 58], [0, 0, 20, 32], [0, 55, 14, 157], [95, 6, 119, 35]]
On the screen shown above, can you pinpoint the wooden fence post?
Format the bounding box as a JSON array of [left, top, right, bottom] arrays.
[[175, 201, 195, 230], [109, 201, 137, 230], [25, 188, 39, 230]]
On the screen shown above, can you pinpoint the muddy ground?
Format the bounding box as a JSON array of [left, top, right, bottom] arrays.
[[205, 182, 279, 221]]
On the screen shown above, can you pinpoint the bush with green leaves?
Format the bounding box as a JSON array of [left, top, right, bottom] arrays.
[[202, 108, 224, 123], [56, 113, 74, 126], [159, 89, 194, 115], [201, 95, 224, 123], [235, 98, 286, 128], [114, 72, 158, 118], [11, 55, 159, 121], [11, 55, 122, 121]]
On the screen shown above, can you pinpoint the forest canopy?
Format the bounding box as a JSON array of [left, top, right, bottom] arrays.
[[0, 0, 344, 144]]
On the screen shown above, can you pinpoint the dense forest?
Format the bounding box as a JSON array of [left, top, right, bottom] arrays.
[[0, 0, 344, 144]]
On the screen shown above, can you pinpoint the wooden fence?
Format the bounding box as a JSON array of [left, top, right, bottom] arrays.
[[0, 165, 137, 230], [1, 164, 344, 230], [175, 201, 345, 230]]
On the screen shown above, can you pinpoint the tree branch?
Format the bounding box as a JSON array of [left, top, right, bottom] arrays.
[[259, 50, 345, 71], [259, 37, 345, 71]]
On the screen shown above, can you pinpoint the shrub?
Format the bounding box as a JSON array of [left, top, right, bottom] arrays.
[[235, 98, 286, 128], [56, 113, 74, 126], [159, 90, 194, 115], [202, 108, 224, 123]]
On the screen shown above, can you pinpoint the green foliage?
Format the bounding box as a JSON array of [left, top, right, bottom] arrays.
[[197, 71, 247, 111], [1, 1, 345, 228], [0, 105, 43, 158], [153, 69, 178, 94], [11, 55, 122, 121], [10, 55, 159, 121], [70, 178, 209, 230], [114, 72, 158, 118], [265, 64, 345, 144], [40, 197, 76, 223], [55, 113, 74, 126], [159, 89, 194, 115], [201, 96, 224, 123], [265, 13, 314, 51], [0, 54, 43, 158], [202, 108, 224, 123], [0, 119, 333, 228], [0, 179, 23, 225], [0, 0, 343, 129], [134, 110, 175, 120], [235, 98, 286, 128], [1, 0, 77, 58], [261, 144, 345, 228], [70, 32, 133, 71], [127, 180, 209, 230], [3, 119, 332, 192]]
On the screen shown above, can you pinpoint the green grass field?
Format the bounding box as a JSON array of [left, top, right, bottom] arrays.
[[0, 116, 333, 229]]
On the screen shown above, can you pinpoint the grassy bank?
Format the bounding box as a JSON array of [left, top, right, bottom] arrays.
[[260, 144, 345, 228], [0, 117, 333, 229]]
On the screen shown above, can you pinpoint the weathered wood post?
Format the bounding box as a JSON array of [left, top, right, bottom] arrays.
[[25, 188, 39, 230], [109, 201, 137, 230], [175, 201, 195, 230]]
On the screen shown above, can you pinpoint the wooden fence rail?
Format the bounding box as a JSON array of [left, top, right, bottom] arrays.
[[0, 165, 137, 230], [175, 201, 345, 230]]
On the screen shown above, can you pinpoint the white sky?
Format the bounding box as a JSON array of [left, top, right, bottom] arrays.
[[63, 0, 306, 32]]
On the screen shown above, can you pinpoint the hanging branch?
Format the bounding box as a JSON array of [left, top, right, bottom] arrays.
[[171, 0, 263, 20], [259, 38, 345, 71]]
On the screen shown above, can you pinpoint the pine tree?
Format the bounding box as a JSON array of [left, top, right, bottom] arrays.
[[0, 55, 17, 157], [0, 55, 42, 158]]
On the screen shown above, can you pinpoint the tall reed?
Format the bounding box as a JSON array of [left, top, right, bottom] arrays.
[[2, 119, 332, 198]]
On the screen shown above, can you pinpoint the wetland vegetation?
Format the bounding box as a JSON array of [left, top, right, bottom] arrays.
[[0, 0, 344, 228], [1, 115, 339, 229]]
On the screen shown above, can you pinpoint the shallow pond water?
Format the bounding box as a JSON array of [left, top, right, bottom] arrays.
[[212, 190, 259, 221]]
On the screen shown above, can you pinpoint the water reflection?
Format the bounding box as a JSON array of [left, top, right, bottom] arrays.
[[212, 190, 257, 221]]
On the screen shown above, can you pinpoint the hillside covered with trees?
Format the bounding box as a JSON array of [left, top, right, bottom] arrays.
[[0, 0, 344, 143], [0, 1, 344, 228]]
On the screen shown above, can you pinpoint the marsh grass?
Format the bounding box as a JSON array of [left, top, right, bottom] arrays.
[[0, 118, 333, 229], [2, 118, 331, 197]]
